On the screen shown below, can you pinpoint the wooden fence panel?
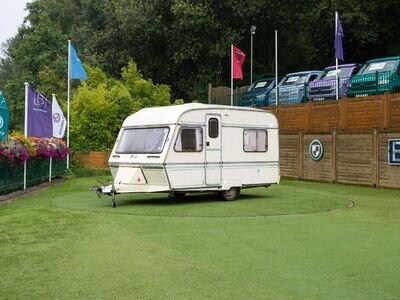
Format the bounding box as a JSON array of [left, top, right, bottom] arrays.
[[346, 97, 383, 129], [279, 134, 299, 178], [310, 101, 340, 132], [378, 133, 400, 188], [74, 151, 110, 168], [277, 104, 308, 130], [302, 134, 333, 182], [337, 134, 373, 186], [263, 93, 400, 132], [390, 95, 400, 129]]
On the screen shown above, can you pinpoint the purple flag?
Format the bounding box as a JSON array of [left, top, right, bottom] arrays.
[[335, 14, 344, 61], [27, 85, 52, 138]]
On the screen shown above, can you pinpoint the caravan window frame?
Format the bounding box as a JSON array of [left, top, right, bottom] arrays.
[[116, 127, 170, 154], [174, 126, 204, 152], [243, 129, 268, 152]]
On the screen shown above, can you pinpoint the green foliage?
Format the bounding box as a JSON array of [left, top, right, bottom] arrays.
[[173, 99, 185, 105], [71, 83, 117, 151], [2, 0, 400, 123], [70, 62, 173, 151]]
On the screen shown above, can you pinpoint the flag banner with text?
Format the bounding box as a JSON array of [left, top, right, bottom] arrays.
[[0, 90, 9, 141], [27, 85, 52, 138], [52, 95, 66, 138]]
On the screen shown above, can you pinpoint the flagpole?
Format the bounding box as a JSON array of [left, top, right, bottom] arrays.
[[231, 44, 233, 106], [49, 93, 56, 183], [335, 11, 339, 101], [24, 82, 28, 190], [275, 30, 278, 106], [67, 40, 71, 169]]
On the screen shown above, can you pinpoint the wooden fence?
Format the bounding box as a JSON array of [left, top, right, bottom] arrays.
[[267, 93, 400, 188], [208, 84, 249, 104], [280, 130, 400, 188], [263, 93, 400, 132], [73, 151, 110, 168]]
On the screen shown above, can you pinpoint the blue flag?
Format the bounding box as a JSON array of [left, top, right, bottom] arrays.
[[335, 14, 344, 61], [70, 43, 87, 80], [27, 85, 53, 138], [0, 90, 9, 141]]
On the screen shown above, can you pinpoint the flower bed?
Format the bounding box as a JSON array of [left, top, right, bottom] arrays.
[[0, 132, 69, 164]]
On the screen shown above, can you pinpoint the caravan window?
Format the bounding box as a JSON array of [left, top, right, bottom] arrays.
[[174, 127, 203, 152], [243, 129, 268, 152], [208, 118, 219, 138], [116, 127, 169, 154]]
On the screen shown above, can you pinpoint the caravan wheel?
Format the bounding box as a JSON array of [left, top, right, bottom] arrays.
[[168, 192, 186, 200], [221, 187, 240, 201]]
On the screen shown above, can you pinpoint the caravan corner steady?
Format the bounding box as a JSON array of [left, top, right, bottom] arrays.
[[94, 103, 280, 207]]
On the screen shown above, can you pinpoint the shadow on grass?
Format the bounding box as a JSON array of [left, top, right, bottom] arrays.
[[117, 192, 268, 207]]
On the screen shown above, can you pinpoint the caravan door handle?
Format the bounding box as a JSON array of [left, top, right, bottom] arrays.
[[206, 141, 210, 146]]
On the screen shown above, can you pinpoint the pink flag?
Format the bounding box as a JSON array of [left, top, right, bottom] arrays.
[[232, 45, 246, 80]]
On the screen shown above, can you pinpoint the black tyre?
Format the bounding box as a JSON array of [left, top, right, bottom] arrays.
[[221, 187, 240, 201], [168, 192, 186, 200]]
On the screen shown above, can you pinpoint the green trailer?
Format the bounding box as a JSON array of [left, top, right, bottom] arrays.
[[347, 56, 400, 97]]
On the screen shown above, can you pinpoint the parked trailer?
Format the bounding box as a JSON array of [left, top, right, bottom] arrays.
[[95, 103, 280, 207]]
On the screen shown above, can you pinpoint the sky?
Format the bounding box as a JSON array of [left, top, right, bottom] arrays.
[[0, 0, 30, 50]]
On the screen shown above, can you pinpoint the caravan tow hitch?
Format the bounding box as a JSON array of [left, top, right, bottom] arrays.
[[90, 180, 118, 208]]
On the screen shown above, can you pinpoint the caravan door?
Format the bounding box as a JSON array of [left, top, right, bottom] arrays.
[[205, 114, 222, 185]]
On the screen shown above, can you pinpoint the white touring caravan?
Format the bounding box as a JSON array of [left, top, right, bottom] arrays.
[[95, 103, 280, 207]]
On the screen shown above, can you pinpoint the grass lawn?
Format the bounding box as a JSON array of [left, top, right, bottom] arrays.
[[0, 177, 399, 299]]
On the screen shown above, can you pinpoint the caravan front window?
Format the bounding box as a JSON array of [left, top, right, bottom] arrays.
[[116, 127, 169, 154]]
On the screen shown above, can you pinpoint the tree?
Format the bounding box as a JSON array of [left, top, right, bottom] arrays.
[[70, 62, 173, 151]]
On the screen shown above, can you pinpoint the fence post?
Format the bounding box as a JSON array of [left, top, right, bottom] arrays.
[[383, 93, 391, 129], [49, 157, 52, 183], [339, 98, 348, 129], [299, 131, 304, 180], [332, 129, 337, 183], [306, 102, 313, 131], [372, 129, 379, 187]]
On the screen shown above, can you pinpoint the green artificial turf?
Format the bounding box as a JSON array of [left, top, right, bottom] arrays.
[[0, 178, 399, 299]]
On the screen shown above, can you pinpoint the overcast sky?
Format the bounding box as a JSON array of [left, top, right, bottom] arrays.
[[0, 0, 30, 49]]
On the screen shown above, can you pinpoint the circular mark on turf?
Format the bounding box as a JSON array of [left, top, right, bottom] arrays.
[[50, 187, 355, 218]]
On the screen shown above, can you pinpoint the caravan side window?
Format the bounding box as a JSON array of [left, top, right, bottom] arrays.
[[243, 129, 268, 152], [174, 127, 203, 152], [208, 118, 219, 138]]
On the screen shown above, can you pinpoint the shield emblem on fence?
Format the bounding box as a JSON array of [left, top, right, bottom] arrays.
[[309, 139, 324, 161]]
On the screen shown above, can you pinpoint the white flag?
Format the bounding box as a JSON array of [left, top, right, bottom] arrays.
[[52, 95, 66, 138]]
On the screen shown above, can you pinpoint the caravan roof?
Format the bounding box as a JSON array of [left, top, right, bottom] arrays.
[[122, 103, 277, 127]]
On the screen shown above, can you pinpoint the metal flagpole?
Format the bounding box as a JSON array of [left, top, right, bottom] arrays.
[[275, 30, 278, 106], [231, 44, 233, 106], [335, 11, 339, 100], [24, 82, 28, 190], [67, 40, 71, 169], [49, 93, 55, 183], [49, 157, 52, 183], [250, 34, 253, 85]]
